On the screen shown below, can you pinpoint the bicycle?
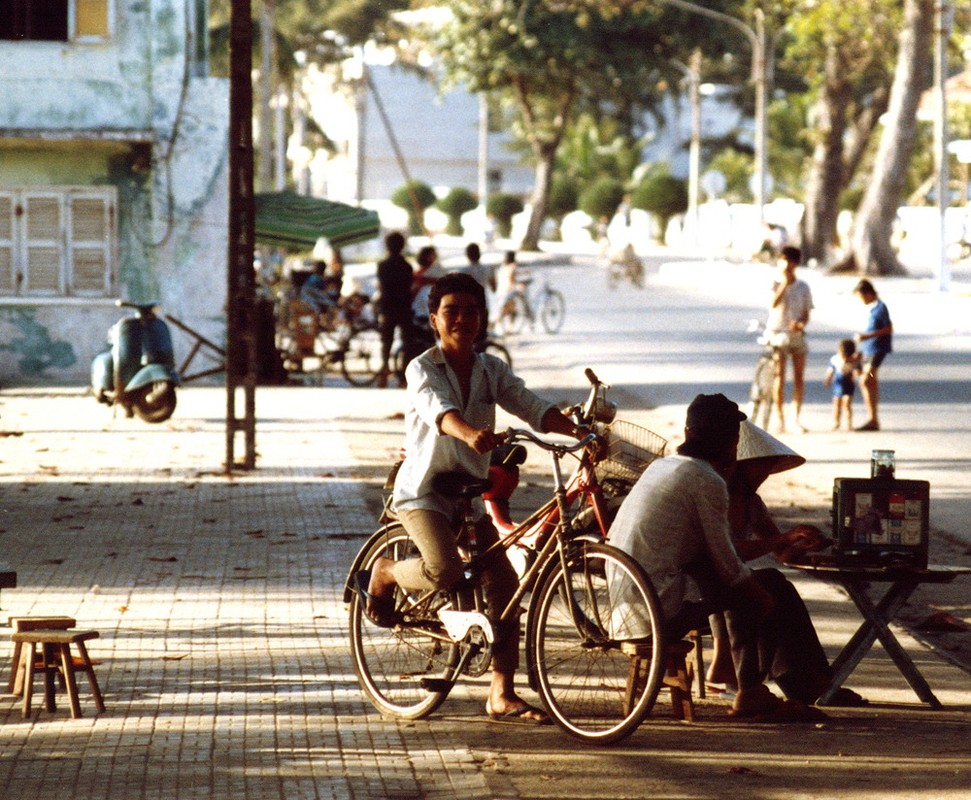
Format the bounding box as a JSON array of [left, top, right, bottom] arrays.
[[747, 319, 776, 429], [344, 326, 513, 388], [494, 275, 566, 336], [345, 370, 668, 744], [605, 244, 645, 290], [277, 294, 381, 387]]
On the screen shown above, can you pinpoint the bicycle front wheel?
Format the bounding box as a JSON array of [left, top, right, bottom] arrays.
[[528, 542, 664, 744], [349, 526, 460, 719], [539, 289, 565, 334], [341, 326, 382, 386]]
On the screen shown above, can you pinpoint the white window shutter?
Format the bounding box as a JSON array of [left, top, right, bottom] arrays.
[[22, 193, 65, 296], [68, 191, 115, 296]]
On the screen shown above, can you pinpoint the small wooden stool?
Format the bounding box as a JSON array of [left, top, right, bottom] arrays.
[[11, 629, 105, 718], [623, 638, 697, 722], [7, 616, 77, 695]]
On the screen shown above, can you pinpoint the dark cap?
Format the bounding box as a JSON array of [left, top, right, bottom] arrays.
[[685, 393, 746, 435]]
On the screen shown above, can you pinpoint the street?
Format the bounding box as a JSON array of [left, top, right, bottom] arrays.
[[0, 250, 969, 799]]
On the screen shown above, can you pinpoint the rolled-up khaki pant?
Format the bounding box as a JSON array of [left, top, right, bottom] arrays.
[[395, 507, 520, 671]]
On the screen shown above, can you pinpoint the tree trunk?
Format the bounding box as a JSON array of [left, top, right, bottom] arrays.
[[512, 77, 572, 252], [800, 45, 851, 266], [521, 140, 558, 251], [844, 0, 933, 275]]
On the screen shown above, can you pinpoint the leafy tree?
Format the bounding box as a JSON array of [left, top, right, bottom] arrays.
[[707, 149, 754, 203], [391, 180, 436, 236], [631, 171, 688, 242], [437, 187, 478, 236], [487, 194, 525, 239], [578, 177, 626, 224], [430, 1, 682, 250]]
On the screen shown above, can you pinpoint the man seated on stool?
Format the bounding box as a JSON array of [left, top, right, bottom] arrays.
[[610, 394, 861, 720]]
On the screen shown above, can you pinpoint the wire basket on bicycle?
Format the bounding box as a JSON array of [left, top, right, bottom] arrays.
[[593, 419, 667, 486]]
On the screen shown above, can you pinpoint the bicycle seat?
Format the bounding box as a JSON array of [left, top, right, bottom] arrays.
[[432, 471, 493, 499]]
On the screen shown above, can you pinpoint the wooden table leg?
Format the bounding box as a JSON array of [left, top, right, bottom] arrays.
[[819, 577, 941, 708]]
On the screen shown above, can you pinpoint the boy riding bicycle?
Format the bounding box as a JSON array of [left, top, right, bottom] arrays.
[[357, 272, 586, 724]]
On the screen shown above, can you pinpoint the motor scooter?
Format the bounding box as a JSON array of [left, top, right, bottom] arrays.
[[91, 301, 180, 423]]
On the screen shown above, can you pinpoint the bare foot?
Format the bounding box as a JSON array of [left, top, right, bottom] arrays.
[[366, 557, 397, 618], [485, 693, 549, 724]]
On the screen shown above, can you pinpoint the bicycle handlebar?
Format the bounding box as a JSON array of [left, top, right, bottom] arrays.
[[504, 428, 598, 454]]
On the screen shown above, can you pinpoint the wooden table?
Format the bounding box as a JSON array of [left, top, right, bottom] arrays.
[[788, 562, 971, 708]]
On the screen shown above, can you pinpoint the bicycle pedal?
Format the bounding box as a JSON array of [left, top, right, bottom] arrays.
[[419, 678, 452, 693]]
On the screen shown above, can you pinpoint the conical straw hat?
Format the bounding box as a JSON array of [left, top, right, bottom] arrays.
[[736, 420, 805, 475]]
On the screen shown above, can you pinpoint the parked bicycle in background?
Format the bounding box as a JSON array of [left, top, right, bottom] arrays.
[[494, 272, 566, 336]]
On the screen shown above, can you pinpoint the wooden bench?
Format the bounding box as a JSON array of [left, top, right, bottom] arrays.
[[11, 629, 105, 718]]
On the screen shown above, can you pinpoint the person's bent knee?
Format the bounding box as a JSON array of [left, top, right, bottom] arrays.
[[422, 558, 466, 591]]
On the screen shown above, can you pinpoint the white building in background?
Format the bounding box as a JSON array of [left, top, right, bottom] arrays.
[[301, 56, 533, 215]]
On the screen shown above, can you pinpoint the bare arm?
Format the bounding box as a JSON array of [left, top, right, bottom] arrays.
[[439, 410, 505, 455]]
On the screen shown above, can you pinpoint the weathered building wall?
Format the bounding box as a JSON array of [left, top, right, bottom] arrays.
[[0, 0, 228, 386]]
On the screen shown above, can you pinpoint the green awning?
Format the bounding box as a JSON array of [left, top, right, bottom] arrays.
[[254, 191, 381, 249]]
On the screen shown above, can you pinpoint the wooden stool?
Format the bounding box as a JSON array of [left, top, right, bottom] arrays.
[[11, 629, 105, 719], [662, 640, 696, 722], [7, 616, 77, 695], [623, 638, 697, 722]]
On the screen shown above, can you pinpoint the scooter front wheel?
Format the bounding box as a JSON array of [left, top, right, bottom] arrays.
[[131, 381, 177, 423]]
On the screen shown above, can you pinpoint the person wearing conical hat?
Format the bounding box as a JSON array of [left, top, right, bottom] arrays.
[[706, 422, 866, 708]]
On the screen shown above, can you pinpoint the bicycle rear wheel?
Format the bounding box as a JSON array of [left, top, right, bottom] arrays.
[[480, 338, 512, 369], [540, 289, 565, 334], [495, 291, 528, 336], [341, 325, 382, 386], [349, 526, 460, 719], [528, 542, 664, 744]]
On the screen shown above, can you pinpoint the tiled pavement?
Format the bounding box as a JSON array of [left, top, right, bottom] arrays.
[[0, 386, 506, 800]]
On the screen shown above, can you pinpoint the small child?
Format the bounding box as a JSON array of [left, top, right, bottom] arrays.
[[823, 339, 862, 430]]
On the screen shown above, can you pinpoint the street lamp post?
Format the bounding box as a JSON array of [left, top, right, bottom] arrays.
[[659, 0, 770, 226], [933, 0, 954, 293]]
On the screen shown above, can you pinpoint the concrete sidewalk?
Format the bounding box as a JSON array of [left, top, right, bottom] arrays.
[[0, 387, 969, 799]]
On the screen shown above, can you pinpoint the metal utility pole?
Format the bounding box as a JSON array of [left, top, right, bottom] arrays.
[[226, 0, 257, 472], [672, 50, 703, 246], [659, 0, 770, 226]]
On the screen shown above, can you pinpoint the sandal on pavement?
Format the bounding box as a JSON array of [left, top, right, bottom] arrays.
[[730, 700, 829, 724], [823, 687, 868, 707], [354, 570, 397, 628], [485, 701, 551, 726], [855, 420, 880, 432]]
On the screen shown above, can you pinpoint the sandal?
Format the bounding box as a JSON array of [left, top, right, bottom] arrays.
[[354, 570, 397, 628], [731, 700, 828, 723], [824, 687, 868, 707]]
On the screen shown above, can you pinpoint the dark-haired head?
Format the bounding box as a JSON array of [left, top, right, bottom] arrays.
[[428, 272, 486, 314], [677, 393, 746, 466], [780, 245, 801, 265], [385, 231, 405, 254]]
